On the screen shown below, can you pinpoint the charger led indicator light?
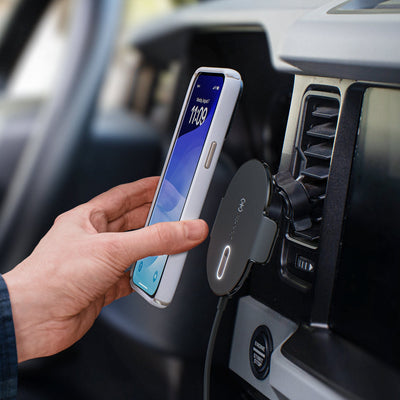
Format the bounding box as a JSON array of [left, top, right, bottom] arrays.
[[216, 245, 231, 280]]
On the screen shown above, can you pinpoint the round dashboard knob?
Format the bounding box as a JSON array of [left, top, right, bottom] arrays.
[[249, 325, 273, 380]]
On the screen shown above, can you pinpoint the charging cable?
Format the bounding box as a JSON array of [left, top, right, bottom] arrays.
[[203, 296, 230, 400]]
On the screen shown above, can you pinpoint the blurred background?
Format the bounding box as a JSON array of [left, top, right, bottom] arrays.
[[0, 0, 195, 106]]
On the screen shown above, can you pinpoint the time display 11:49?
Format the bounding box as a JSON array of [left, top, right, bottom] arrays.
[[189, 105, 208, 126]]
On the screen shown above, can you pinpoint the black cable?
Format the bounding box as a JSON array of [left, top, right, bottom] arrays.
[[203, 295, 230, 400]]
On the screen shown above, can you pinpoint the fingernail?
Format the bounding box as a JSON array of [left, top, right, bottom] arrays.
[[185, 220, 208, 241]]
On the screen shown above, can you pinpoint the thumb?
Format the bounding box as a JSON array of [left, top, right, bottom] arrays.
[[104, 219, 209, 269]]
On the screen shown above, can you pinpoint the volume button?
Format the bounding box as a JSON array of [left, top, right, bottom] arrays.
[[205, 141, 217, 169]]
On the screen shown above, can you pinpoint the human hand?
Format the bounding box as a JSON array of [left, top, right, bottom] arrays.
[[3, 177, 208, 363]]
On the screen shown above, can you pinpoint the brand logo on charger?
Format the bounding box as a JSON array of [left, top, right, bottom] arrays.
[[229, 197, 247, 241], [238, 198, 246, 213]]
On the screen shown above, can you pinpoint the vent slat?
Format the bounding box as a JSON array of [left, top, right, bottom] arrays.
[[290, 93, 339, 261], [306, 122, 336, 139], [301, 165, 329, 180], [304, 142, 333, 160], [294, 224, 321, 242], [312, 106, 338, 119]]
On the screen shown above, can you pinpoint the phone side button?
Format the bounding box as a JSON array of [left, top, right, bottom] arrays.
[[205, 141, 217, 169]]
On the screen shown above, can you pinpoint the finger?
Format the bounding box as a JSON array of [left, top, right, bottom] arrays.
[[107, 202, 151, 232], [103, 219, 209, 271], [103, 271, 133, 306], [88, 177, 159, 224]]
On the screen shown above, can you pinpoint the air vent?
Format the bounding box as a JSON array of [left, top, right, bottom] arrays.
[[279, 90, 340, 291], [294, 93, 340, 243]]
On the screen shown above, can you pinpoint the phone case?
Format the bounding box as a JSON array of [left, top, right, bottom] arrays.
[[130, 66, 242, 307]]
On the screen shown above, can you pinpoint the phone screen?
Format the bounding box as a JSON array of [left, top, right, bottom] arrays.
[[132, 73, 225, 296]]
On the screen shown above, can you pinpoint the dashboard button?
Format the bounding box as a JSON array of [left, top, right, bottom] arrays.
[[249, 325, 273, 380]]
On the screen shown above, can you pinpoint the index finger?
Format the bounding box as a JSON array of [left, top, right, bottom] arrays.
[[88, 177, 159, 223]]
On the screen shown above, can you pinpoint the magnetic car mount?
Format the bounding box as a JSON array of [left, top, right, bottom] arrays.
[[204, 159, 282, 400]]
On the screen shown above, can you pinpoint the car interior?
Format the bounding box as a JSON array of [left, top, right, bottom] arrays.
[[0, 0, 399, 399]]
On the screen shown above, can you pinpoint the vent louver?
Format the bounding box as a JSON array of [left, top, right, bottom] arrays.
[[293, 93, 340, 244], [279, 90, 340, 291]]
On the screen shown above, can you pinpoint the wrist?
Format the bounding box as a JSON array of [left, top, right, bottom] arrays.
[[3, 268, 49, 362]]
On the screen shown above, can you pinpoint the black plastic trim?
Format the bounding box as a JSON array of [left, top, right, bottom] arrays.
[[311, 84, 364, 324], [282, 325, 400, 400]]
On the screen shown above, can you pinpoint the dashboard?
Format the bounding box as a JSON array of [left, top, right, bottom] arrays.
[[123, 1, 400, 399]]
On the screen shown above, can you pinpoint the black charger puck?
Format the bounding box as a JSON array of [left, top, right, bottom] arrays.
[[207, 159, 277, 296]]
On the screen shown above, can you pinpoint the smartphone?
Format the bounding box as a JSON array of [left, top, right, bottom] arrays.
[[130, 67, 242, 308]]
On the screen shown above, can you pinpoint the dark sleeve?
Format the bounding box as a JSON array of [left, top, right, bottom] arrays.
[[0, 274, 17, 400]]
